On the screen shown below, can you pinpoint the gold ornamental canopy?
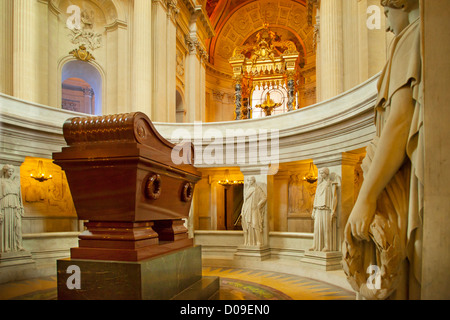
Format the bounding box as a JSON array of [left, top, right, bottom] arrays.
[[229, 24, 301, 120]]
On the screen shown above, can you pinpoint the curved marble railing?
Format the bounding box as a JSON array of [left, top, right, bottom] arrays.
[[154, 73, 377, 167], [0, 73, 378, 166]]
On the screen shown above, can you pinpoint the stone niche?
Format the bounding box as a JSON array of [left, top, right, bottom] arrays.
[[20, 157, 79, 234]]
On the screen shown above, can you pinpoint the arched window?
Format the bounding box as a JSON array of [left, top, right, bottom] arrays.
[[251, 85, 289, 119], [61, 60, 102, 115]]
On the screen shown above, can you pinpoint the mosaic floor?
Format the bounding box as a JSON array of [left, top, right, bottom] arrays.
[[203, 267, 355, 300], [0, 267, 355, 300]]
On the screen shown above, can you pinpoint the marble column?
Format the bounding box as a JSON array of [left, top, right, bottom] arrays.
[[151, 1, 167, 122], [106, 20, 129, 115], [318, 0, 344, 101], [235, 166, 271, 261], [47, 2, 60, 108], [13, 0, 38, 102], [185, 6, 207, 123], [166, 1, 178, 123], [185, 35, 204, 122], [0, 0, 13, 96], [131, 0, 152, 115], [421, 0, 450, 299]]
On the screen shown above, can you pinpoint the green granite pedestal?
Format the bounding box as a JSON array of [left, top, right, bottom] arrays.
[[57, 246, 219, 300]]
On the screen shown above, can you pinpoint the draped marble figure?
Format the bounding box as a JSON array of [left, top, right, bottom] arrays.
[[0, 165, 25, 252], [343, 0, 423, 300], [310, 168, 338, 252], [241, 176, 267, 246]]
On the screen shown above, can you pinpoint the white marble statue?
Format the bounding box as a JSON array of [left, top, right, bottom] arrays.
[[241, 176, 267, 246], [0, 165, 25, 252], [309, 168, 338, 252], [343, 0, 423, 300]]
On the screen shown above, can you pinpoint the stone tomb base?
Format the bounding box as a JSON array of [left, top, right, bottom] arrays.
[[57, 246, 219, 300], [301, 251, 343, 271]]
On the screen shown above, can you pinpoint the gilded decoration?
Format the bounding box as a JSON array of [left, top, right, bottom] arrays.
[[69, 45, 95, 62], [229, 23, 301, 119]]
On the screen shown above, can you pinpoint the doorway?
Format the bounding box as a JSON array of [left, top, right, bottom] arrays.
[[223, 184, 244, 230]]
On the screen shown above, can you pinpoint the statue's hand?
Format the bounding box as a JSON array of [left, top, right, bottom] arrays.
[[346, 197, 376, 242]]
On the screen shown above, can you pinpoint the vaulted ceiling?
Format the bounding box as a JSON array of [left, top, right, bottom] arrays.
[[205, 0, 313, 75]]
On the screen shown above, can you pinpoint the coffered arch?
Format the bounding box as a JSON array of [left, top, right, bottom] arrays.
[[208, 0, 313, 74]]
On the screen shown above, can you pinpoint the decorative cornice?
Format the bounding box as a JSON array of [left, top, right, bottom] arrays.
[[180, 0, 215, 38], [105, 19, 128, 32]]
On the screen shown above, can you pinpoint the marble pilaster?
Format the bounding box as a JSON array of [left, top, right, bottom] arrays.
[[131, 0, 152, 115], [13, 0, 38, 102], [0, 0, 13, 96], [318, 0, 344, 101], [151, 0, 177, 122]]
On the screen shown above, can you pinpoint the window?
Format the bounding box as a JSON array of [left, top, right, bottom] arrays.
[[61, 60, 102, 115], [251, 85, 289, 119]]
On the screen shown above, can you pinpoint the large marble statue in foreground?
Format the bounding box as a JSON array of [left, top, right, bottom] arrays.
[[343, 0, 423, 300]]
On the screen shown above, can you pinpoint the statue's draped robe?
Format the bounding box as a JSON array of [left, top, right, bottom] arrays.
[[312, 178, 336, 251], [241, 184, 266, 246], [343, 18, 423, 300], [1, 177, 24, 252]]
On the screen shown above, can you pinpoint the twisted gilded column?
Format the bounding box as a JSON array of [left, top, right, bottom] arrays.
[[131, 0, 152, 114], [319, 0, 344, 101]]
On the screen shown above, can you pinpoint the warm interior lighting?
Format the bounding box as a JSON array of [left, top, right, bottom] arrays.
[[30, 160, 53, 182], [218, 169, 244, 187], [303, 162, 318, 184]]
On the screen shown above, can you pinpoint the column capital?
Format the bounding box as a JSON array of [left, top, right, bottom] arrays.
[[313, 152, 361, 168], [239, 165, 279, 177]]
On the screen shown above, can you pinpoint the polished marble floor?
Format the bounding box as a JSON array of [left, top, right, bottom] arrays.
[[0, 267, 355, 300]]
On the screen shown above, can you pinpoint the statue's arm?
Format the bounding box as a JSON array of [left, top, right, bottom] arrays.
[[347, 86, 415, 241]]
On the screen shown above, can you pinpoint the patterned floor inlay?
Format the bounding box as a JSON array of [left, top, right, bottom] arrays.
[[203, 267, 355, 300], [0, 267, 355, 300]]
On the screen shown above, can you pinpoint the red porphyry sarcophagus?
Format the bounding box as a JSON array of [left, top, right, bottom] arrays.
[[53, 112, 201, 262]]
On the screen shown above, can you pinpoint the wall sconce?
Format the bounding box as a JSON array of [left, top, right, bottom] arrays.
[[303, 162, 318, 184], [218, 169, 244, 187], [30, 160, 53, 182]]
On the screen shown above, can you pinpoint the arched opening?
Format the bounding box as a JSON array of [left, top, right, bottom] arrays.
[[176, 90, 185, 123], [61, 60, 102, 115], [251, 86, 289, 119], [62, 78, 95, 114]]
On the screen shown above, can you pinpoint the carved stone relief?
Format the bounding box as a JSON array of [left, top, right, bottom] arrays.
[[63, 0, 105, 51], [288, 174, 314, 215], [20, 159, 76, 218]]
